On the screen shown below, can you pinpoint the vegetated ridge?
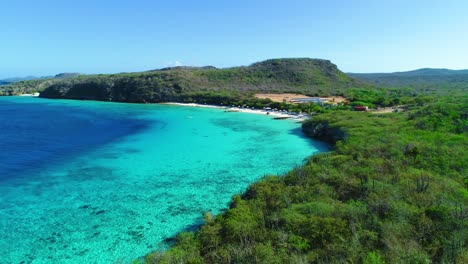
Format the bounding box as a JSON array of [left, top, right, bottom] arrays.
[[1, 59, 365, 102]]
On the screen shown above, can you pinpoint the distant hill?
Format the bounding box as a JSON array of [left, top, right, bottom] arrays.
[[391, 68, 468, 76], [156, 66, 218, 71], [1, 58, 366, 102], [1, 75, 52, 83], [0, 76, 43, 86], [0, 73, 79, 84], [349, 68, 468, 90], [0, 73, 81, 95], [54, 73, 80, 79]]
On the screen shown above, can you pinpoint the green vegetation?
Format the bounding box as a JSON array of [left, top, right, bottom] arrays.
[[3, 58, 467, 263], [144, 92, 467, 263], [0, 58, 364, 99]]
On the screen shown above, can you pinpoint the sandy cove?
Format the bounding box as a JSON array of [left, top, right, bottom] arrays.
[[162, 102, 309, 121]]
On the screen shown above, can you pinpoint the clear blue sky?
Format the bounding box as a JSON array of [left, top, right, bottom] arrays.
[[1, 0, 467, 78]]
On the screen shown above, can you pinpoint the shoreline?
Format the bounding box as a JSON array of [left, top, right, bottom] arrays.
[[161, 102, 309, 121], [10, 96, 309, 121]]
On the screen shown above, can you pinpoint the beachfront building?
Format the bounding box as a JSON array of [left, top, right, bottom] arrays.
[[291, 97, 328, 104]]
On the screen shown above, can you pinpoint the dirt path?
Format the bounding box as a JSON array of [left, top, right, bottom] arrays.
[[370, 106, 406, 114], [255, 93, 347, 104]]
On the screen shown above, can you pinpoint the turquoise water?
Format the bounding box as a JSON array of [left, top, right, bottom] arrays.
[[0, 97, 327, 263]]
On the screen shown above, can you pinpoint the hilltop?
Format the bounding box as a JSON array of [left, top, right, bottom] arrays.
[[0, 58, 364, 102]]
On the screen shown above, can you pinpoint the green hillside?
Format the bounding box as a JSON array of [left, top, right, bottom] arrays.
[[147, 92, 468, 264], [0, 59, 364, 101]]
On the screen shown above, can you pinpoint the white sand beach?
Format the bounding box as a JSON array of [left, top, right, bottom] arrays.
[[162, 102, 309, 121], [19, 93, 40, 97]]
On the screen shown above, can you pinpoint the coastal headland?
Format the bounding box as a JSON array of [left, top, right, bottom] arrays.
[[0, 58, 466, 263]]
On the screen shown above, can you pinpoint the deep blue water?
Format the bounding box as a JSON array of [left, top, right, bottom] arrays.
[[0, 96, 327, 263], [0, 98, 148, 180]]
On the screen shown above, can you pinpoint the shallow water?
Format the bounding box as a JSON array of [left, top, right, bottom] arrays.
[[0, 97, 327, 263]]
